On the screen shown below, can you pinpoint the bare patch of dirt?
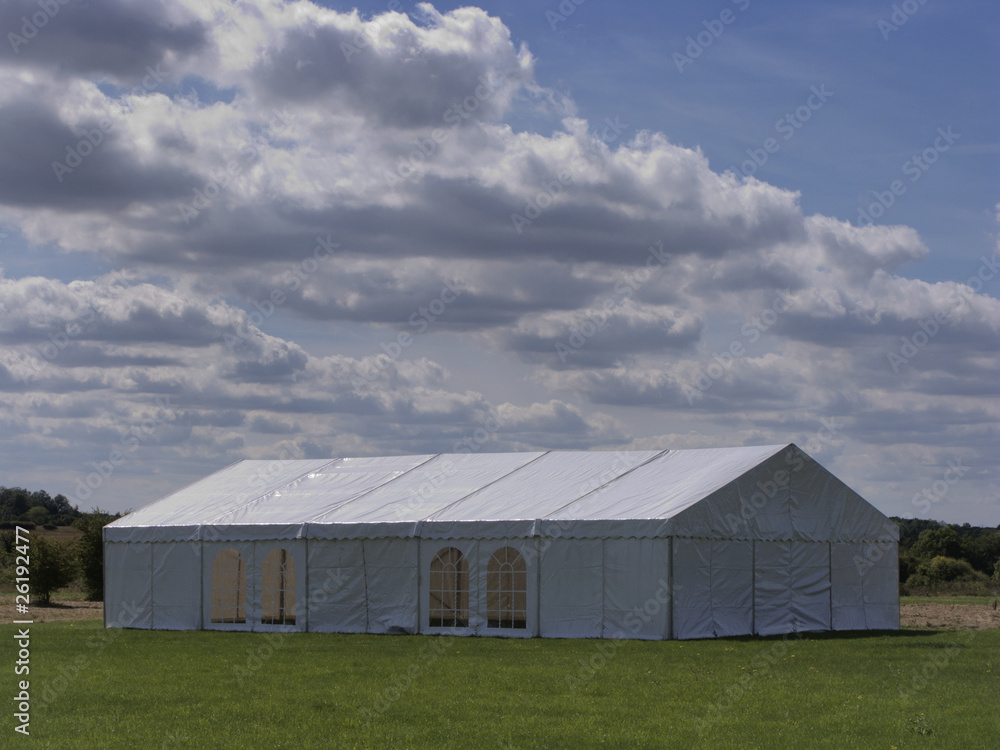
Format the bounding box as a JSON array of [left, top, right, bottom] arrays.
[[2, 598, 103, 623], [901, 603, 1000, 630]]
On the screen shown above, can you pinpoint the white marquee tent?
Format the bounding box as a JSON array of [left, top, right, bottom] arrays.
[[103, 444, 899, 639]]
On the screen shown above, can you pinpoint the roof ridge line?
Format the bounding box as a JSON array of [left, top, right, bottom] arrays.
[[303, 453, 443, 525], [201, 457, 342, 527], [539, 448, 671, 520], [108, 457, 248, 525], [418, 450, 552, 525]]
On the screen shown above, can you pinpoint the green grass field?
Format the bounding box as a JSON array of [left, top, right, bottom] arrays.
[[3, 620, 998, 749]]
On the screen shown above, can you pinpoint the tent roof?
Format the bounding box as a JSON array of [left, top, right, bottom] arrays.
[[104, 444, 894, 543]]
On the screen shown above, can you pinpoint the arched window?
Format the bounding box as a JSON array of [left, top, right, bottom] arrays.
[[429, 547, 468, 627], [261, 548, 296, 625], [211, 548, 246, 624], [487, 547, 526, 629]]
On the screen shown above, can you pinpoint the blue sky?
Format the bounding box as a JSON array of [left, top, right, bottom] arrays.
[[0, 0, 996, 525]]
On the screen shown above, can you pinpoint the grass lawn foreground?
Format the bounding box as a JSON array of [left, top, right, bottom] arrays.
[[3, 619, 998, 749]]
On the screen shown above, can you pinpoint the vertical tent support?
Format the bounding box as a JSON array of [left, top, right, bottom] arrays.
[[666, 536, 674, 639], [666, 536, 674, 640], [416, 537, 422, 632], [535, 536, 542, 637], [828, 541, 833, 632], [361, 539, 370, 633], [303, 538, 310, 632], [198, 539, 205, 630], [149, 543, 155, 630]]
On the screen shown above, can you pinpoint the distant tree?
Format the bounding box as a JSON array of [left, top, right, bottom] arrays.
[[898, 550, 919, 583], [50, 493, 80, 522], [29, 536, 77, 605], [913, 527, 962, 560], [892, 517, 944, 549], [24, 506, 51, 526], [960, 531, 1000, 576], [74, 509, 117, 601], [0, 487, 31, 521]]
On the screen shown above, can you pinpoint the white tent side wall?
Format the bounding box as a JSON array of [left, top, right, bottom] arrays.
[[104, 541, 152, 629], [539, 538, 603, 638], [602, 537, 670, 640], [152, 542, 201, 630], [307, 540, 367, 633], [671, 539, 754, 639], [859, 543, 900, 630], [364, 538, 419, 634]]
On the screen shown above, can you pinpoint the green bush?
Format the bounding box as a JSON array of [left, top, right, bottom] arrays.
[[74, 509, 115, 601], [917, 555, 985, 584], [28, 535, 78, 605], [24, 505, 51, 525]]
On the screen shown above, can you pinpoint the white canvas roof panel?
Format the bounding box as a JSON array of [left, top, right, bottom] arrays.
[[542, 445, 785, 538], [105, 459, 328, 541], [207, 455, 436, 526], [104, 444, 895, 543]]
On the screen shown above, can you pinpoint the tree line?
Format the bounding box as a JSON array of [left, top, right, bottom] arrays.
[[892, 516, 1000, 592], [0, 485, 83, 527]]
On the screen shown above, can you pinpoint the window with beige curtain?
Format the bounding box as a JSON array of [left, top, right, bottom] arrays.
[[261, 548, 296, 625], [210, 547, 246, 624]]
